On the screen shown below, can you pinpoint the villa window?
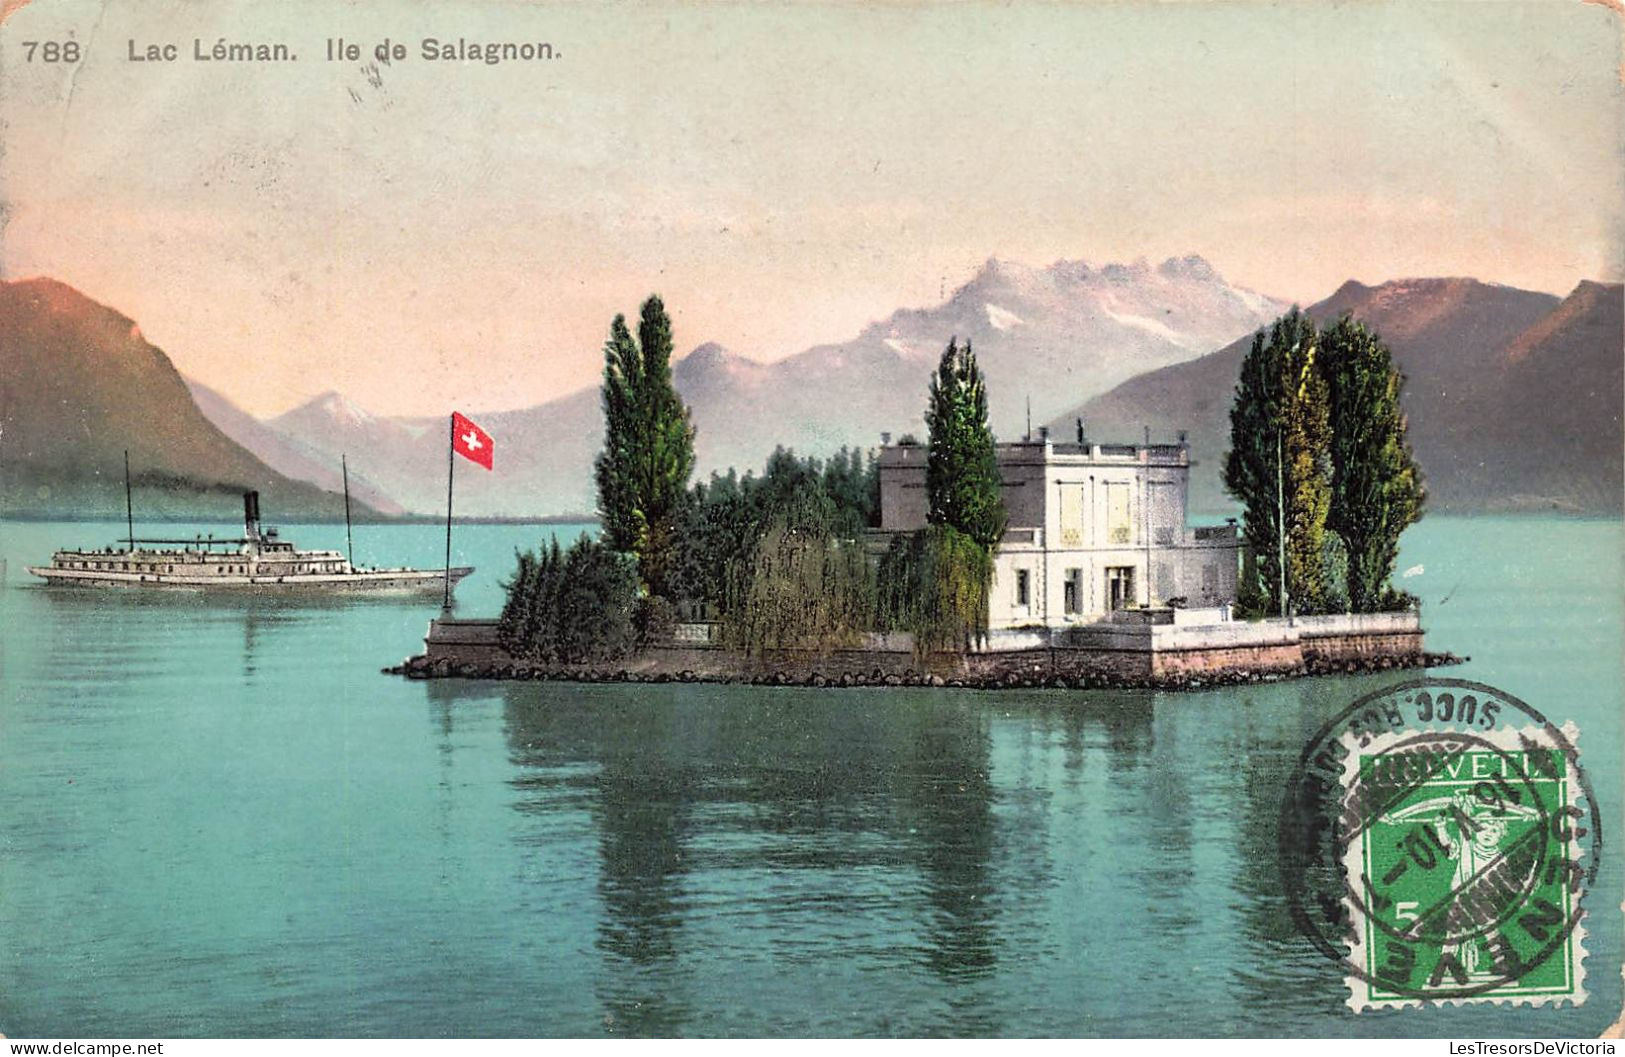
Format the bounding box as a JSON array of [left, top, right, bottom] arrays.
[[1059, 486, 1084, 546], [1107, 483, 1132, 544], [1064, 569, 1082, 615], [1015, 569, 1031, 609]]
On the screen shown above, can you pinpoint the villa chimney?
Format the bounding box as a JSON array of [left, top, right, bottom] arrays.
[[243, 490, 261, 541], [1038, 425, 1050, 444], [1076, 417, 1086, 445], [881, 431, 892, 447]]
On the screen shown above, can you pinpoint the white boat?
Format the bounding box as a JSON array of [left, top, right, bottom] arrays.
[[28, 489, 473, 594]]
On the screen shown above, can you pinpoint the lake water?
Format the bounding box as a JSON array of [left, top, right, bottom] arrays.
[[0, 516, 1619, 1037]]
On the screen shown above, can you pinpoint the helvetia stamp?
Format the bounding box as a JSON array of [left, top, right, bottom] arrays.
[[1281, 679, 1599, 1012]]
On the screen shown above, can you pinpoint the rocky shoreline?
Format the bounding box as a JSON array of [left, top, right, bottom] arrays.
[[385, 649, 1464, 692]]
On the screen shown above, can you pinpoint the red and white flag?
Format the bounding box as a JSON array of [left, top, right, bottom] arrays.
[[452, 411, 494, 470]]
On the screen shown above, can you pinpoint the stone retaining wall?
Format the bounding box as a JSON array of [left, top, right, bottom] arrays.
[[405, 609, 1445, 690]]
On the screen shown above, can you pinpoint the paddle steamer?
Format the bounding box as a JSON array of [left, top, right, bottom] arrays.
[[28, 490, 472, 594]]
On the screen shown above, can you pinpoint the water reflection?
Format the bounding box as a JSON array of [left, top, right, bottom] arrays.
[[490, 685, 1009, 1033], [1219, 680, 1350, 1019], [410, 659, 1617, 1037], [1221, 673, 1439, 1023], [894, 702, 997, 983]]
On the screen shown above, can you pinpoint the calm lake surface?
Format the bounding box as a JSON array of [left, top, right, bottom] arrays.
[[1, 516, 1619, 1037]]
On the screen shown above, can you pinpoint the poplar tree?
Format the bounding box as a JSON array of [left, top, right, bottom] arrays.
[[925, 338, 1007, 549], [1224, 309, 1332, 616], [593, 295, 696, 596], [1320, 315, 1425, 611], [1283, 330, 1332, 612]]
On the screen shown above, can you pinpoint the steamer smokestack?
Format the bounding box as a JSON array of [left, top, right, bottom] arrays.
[[243, 491, 261, 541]]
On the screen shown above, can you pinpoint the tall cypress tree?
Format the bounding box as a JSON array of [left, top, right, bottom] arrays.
[[1225, 329, 1282, 615], [1320, 315, 1425, 611], [596, 315, 643, 553], [593, 295, 696, 597], [925, 338, 1007, 549], [1224, 309, 1332, 616]]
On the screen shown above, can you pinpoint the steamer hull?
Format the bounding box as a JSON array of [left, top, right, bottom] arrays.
[[26, 566, 474, 592]]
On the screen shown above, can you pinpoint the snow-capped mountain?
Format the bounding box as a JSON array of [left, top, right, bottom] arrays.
[[194, 254, 1288, 517]]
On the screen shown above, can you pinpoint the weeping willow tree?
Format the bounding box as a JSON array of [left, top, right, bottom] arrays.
[[877, 524, 994, 656], [721, 504, 875, 656]]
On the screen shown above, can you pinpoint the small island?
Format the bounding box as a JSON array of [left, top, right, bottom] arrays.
[[393, 297, 1456, 689]]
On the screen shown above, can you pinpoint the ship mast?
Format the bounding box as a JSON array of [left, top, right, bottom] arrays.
[[123, 449, 135, 553]]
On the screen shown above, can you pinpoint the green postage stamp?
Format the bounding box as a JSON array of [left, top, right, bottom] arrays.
[[1339, 722, 1590, 1011]]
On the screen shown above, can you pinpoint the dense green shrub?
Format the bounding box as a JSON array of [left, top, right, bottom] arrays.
[[498, 535, 637, 664], [667, 446, 879, 625], [496, 549, 538, 657], [634, 594, 680, 649]]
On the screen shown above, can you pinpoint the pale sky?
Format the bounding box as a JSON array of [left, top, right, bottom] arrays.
[[3, 0, 1621, 417]]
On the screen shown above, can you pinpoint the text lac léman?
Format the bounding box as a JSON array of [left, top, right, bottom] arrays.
[[127, 37, 557, 63]]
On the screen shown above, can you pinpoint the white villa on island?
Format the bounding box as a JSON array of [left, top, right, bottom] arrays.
[[876, 429, 1242, 630], [418, 425, 1431, 680]]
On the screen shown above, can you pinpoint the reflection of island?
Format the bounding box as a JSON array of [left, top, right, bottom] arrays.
[[495, 685, 1009, 1034], [407, 678, 1212, 1034], [590, 734, 694, 1034], [892, 705, 998, 982]]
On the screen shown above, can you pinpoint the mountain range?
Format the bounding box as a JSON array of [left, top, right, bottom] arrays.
[[1052, 277, 1622, 513], [3, 265, 1617, 522], [0, 278, 369, 520], [191, 255, 1287, 517]]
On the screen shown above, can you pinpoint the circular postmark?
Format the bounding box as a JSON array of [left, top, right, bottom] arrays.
[[1280, 678, 1600, 1004]]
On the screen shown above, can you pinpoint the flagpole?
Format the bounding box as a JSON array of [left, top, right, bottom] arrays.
[[342, 453, 354, 569], [444, 413, 455, 612]]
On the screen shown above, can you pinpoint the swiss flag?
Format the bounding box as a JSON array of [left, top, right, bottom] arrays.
[[452, 411, 494, 470]]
